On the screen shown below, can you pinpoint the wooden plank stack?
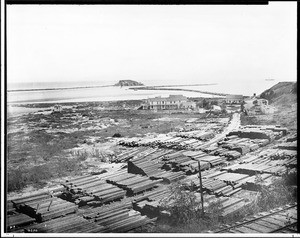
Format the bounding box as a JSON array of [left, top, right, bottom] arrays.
[[82, 201, 156, 232], [7, 212, 36, 232], [62, 175, 126, 205], [23, 214, 108, 233], [12, 196, 78, 222], [106, 172, 163, 195]]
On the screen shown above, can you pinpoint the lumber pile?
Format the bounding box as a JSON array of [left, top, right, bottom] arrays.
[[82, 202, 155, 232], [149, 170, 186, 183], [228, 129, 276, 142], [222, 162, 287, 176], [113, 147, 147, 163], [285, 133, 297, 142], [107, 172, 163, 195], [176, 130, 215, 141], [62, 175, 126, 205], [119, 135, 205, 150], [127, 148, 170, 176], [161, 150, 225, 174], [12, 196, 78, 222], [24, 214, 108, 233], [277, 141, 297, 150], [7, 212, 36, 232]]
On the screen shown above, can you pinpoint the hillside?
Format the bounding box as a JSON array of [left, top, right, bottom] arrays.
[[259, 82, 297, 106], [114, 80, 144, 87], [242, 81, 297, 130]]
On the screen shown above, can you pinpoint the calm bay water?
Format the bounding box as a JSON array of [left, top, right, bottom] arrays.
[[7, 80, 279, 104]]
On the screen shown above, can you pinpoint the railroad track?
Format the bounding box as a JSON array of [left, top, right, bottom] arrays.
[[216, 203, 297, 233]]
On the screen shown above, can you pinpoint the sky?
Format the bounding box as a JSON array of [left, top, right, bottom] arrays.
[[7, 2, 297, 88]]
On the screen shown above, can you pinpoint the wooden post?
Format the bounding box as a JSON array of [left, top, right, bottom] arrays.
[[47, 200, 53, 211], [198, 160, 204, 215], [36, 203, 40, 213]]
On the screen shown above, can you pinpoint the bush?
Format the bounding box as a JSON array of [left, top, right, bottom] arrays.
[[256, 177, 296, 211], [8, 165, 54, 192], [158, 182, 224, 232], [7, 169, 27, 192], [112, 133, 122, 138]]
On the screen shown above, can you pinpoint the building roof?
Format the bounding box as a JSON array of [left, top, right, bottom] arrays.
[[146, 95, 187, 102], [226, 94, 244, 100]]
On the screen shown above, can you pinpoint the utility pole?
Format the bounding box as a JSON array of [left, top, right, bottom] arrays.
[[198, 160, 204, 215]]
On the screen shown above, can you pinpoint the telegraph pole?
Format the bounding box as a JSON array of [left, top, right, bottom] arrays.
[[198, 160, 204, 215]]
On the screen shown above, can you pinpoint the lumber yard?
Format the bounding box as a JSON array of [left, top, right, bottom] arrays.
[[6, 113, 297, 233]]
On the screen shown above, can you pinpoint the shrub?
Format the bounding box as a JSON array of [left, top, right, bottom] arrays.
[[7, 169, 27, 192], [158, 182, 224, 232], [256, 177, 296, 211], [74, 150, 89, 161], [112, 133, 122, 138]]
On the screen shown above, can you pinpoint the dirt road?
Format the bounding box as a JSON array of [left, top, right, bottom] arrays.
[[202, 112, 241, 148]]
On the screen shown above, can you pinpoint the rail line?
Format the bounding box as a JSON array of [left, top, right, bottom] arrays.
[[216, 203, 297, 233]]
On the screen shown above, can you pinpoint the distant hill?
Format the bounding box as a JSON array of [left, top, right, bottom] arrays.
[[259, 82, 297, 106], [114, 80, 144, 87]]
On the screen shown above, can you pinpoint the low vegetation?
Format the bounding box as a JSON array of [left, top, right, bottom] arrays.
[[143, 174, 297, 233]]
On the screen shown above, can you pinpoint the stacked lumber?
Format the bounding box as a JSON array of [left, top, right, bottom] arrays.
[[269, 150, 297, 160], [228, 129, 275, 142], [149, 170, 186, 183], [243, 174, 278, 190], [240, 125, 288, 138], [113, 147, 146, 163], [161, 150, 225, 173], [82, 203, 156, 232], [162, 152, 194, 171], [201, 178, 228, 194], [7, 212, 36, 232], [127, 148, 170, 176], [12, 196, 78, 222], [209, 172, 251, 186], [176, 130, 215, 141], [277, 141, 297, 150], [219, 197, 249, 217], [221, 150, 242, 160], [62, 175, 126, 205], [285, 133, 297, 142], [119, 135, 205, 150], [196, 155, 226, 167], [23, 214, 108, 233], [137, 190, 247, 219], [106, 172, 163, 195], [222, 163, 287, 176]]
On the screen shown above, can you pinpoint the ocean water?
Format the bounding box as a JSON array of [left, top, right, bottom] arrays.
[[7, 79, 279, 104]]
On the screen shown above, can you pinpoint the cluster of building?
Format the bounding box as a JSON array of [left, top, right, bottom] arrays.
[[243, 94, 277, 115], [141, 95, 196, 111], [141, 93, 276, 115]]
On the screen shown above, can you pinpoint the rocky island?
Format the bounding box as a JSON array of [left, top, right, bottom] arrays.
[[114, 80, 144, 87]]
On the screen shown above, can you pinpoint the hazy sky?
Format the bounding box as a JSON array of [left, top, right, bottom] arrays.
[[7, 2, 297, 86]]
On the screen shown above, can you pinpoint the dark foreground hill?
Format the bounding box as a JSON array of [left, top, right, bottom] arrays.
[[260, 82, 297, 106]]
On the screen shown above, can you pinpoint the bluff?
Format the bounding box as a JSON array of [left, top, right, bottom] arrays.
[[259, 82, 297, 106]]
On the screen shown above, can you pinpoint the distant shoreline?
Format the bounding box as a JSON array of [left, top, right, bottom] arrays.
[[8, 84, 114, 92], [8, 83, 217, 92], [129, 86, 227, 97]]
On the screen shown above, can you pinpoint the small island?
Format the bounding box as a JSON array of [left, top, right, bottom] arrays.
[[114, 80, 144, 87]]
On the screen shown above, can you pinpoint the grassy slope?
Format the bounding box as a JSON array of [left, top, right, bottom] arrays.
[[260, 81, 297, 107], [241, 82, 297, 130]]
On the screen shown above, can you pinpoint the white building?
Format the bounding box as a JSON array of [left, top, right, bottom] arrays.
[[142, 95, 192, 110]]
